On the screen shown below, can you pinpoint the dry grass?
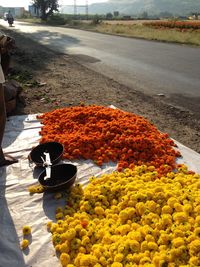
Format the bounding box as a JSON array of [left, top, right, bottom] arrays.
[[89, 22, 200, 46], [102, 19, 162, 25]]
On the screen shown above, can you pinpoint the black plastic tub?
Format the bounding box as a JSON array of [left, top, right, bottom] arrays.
[[38, 163, 77, 191], [29, 142, 64, 167]]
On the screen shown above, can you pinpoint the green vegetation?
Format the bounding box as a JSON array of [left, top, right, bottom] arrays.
[[32, 0, 59, 21]]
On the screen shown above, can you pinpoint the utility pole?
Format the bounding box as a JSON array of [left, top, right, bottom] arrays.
[[73, 0, 88, 18], [86, 0, 88, 19], [74, 0, 77, 17]]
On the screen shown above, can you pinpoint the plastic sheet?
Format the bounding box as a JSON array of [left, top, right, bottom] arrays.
[[1, 114, 200, 267]]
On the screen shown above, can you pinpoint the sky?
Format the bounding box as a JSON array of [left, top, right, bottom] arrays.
[[0, 0, 108, 9]]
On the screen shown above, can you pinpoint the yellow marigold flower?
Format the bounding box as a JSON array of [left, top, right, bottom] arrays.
[[140, 256, 151, 264], [118, 224, 131, 236], [171, 247, 184, 259], [66, 229, 76, 240], [187, 234, 196, 243], [111, 263, 123, 267], [141, 240, 149, 252], [161, 214, 172, 226], [189, 256, 200, 265], [148, 166, 155, 172], [93, 249, 101, 258], [79, 254, 97, 265], [135, 202, 146, 216], [79, 246, 86, 253], [183, 204, 192, 214], [132, 254, 142, 264], [21, 239, 29, 250], [60, 253, 70, 266], [195, 215, 200, 224], [189, 239, 200, 254], [145, 234, 155, 243], [172, 237, 185, 248], [52, 233, 61, 246], [94, 206, 105, 216], [50, 223, 57, 233], [79, 228, 87, 237], [194, 227, 200, 237], [131, 231, 142, 242], [146, 200, 157, 212], [162, 205, 173, 214], [173, 212, 188, 223], [167, 197, 178, 208], [114, 253, 124, 262], [55, 212, 63, 220], [60, 243, 70, 253], [173, 229, 184, 238], [127, 207, 136, 217], [22, 225, 31, 235], [99, 256, 107, 265], [55, 207, 63, 213], [102, 234, 112, 244], [152, 255, 163, 266], [174, 203, 183, 212], [28, 184, 44, 194], [148, 242, 158, 251], [158, 233, 170, 245], [54, 192, 62, 200], [61, 232, 68, 242], [46, 221, 52, 230], [194, 205, 200, 214], [75, 225, 82, 232], [54, 244, 60, 252], [81, 236, 90, 246], [119, 210, 129, 222]]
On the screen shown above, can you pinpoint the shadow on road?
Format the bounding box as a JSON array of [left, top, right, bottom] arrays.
[[0, 25, 80, 71], [0, 25, 83, 116]]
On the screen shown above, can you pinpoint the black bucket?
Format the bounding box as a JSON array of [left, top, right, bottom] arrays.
[[38, 164, 77, 191], [29, 142, 64, 167]]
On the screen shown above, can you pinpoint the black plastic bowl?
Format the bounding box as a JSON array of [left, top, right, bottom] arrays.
[[38, 164, 77, 191], [29, 142, 64, 167]]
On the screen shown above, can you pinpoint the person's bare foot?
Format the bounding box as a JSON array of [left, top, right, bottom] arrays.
[[0, 154, 18, 167]]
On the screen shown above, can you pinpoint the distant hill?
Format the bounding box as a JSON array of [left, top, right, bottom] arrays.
[[61, 0, 200, 16]]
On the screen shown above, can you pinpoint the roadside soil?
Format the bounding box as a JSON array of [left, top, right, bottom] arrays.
[[2, 26, 200, 153]]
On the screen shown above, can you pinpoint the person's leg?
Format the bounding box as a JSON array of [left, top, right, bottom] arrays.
[[0, 83, 18, 166], [0, 83, 6, 159]]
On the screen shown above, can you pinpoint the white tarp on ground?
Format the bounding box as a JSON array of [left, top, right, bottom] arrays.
[[0, 114, 200, 267]]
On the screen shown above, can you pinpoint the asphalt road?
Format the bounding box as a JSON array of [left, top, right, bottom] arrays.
[[1, 20, 200, 100]]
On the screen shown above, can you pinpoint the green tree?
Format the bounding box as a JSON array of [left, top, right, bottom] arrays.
[[113, 11, 119, 17], [32, 0, 59, 21], [106, 12, 113, 20]]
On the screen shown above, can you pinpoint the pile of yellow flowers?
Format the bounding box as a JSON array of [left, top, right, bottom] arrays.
[[48, 165, 200, 266]]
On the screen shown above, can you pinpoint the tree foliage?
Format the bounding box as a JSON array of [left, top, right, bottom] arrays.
[[106, 12, 113, 20], [32, 0, 59, 20]]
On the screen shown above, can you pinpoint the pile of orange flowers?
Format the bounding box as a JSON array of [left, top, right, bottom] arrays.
[[38, 105, 180, 175], [143, 20, 200, 30]]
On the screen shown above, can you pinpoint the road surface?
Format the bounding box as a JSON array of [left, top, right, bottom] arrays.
[[1, 20, 200, 108]]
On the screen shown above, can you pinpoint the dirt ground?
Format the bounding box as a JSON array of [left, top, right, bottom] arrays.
[[2, 26, 200, 154]]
